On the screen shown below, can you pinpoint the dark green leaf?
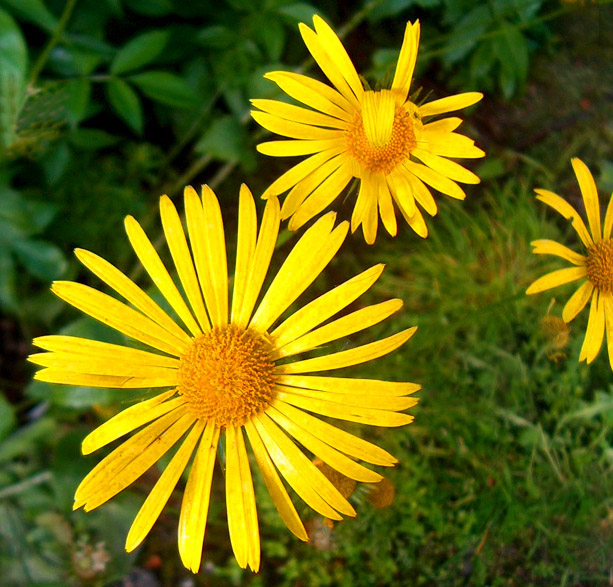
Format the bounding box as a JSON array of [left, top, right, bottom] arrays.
[[111, 30, 169, 75], [63, 79, 91, 127], [124, 0, 173, 16], [196, 114, 255, 170], [0, 394, 16, 443], [69, 128, 121, 149], [254, 14, 285, 61], [367, 0, 413, 22], [493, 24, 529, 98], [129, 70, 198, 108], [443, 5, 490, 66], [0, 417, 55, 464], [106, 78, 143, 134], [0, 188, 57, 235], [0, 251, 17, 311], [0, 9, 27, 150], [11, 238, 68, 280], [0, 0, 57, 32], [273, 2, 322, 24], [197, 25, 235, 49]]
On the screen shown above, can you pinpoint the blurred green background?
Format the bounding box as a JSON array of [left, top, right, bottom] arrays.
[[0, 0, 612, 585]]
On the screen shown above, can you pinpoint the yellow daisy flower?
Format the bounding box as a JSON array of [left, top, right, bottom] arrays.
[[29, 185, 419, 572], [526, 158, 613, 370], [251, 15, 485, 244]]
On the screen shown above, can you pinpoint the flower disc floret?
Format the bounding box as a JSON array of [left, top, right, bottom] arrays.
[[586, 239, 613, 294], [178, 325, 276, 426]]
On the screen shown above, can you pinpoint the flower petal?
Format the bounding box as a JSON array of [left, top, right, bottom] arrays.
[[277, 374, 420, 397], [243, 420, 308, 541], [535, 189, 593, 248], [526, 267, 587, 294], [257, 138, 343, 157], [419, 92, 483, 117], [579, 292, 605, 364], [251, 98, 349, 129], [252, 111, 343, 140], [562, 280, 594, 323], [391, 20, 420, 102], [126, 419, 205, 552], [530, 239, 586, 266], [572, 158, 600, 242], [378, 177, 397, 237], [404, 160, 466, 200], [276, 327, 417, 374], [411, 149, 480, 184], [178, 423, 220, 573]]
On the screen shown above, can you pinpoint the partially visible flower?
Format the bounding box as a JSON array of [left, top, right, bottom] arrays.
[[29, 185, 419, 573], [251, 16, 484, 244], [526, 158, 613, 371]]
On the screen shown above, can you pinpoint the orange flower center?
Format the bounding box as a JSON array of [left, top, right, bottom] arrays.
[[178, 325, 276, 426], [586, 239, 613, 294], [345, 90, 419, 176]]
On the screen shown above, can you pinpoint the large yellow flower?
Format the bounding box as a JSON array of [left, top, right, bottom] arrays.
[[527, 158, 613, 371], [251, 16, 485, 244], [29, 185, 419, 572]]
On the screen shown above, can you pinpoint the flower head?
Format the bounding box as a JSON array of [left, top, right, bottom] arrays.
[[526, 158, 613, 371], [251, 16, 485, 244], [29, 185, 419, 572]]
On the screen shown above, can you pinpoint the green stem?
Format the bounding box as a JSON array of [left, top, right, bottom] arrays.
[[28, 0, 79, 87]]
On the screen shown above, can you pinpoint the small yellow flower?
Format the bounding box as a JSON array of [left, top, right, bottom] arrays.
[[527, 158, 613, 371], [29, 185, 419, 572], [251, 15, 485, 244]]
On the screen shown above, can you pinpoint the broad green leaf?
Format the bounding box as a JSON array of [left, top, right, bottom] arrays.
[[367, 0, 413, 22], [0, 394, 16, 443], [196, 114, 255, 170], [111, 30, 169, 75], [0, 9, 27, 151], [129, 71, 198, 108], [197, 25, 235, 49], [124, 0, 172, 16], [0, 0, 57, 32], [253, 14, 285, 61], [64, 79, 91, 127], [0, 188, 57, 235], [494, 24, 528, 99], [11, 238, 68, 280], [273, 2, 322, 24], [69, 128, 120, 149], [106, 78, 143, 134]]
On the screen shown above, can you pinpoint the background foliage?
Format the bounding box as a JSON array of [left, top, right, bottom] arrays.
[[0, 0, 611, 585]]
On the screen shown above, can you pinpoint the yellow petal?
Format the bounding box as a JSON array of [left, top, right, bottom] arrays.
[[378, 177, 397, 237], [531, 239, 586, 266], [51, 281, 187, 356], [200, 185, 229, 326], [251, 111, 343, 140], [287, 162, 353, 230], [77, 410, 193, 511], [562, 280, 594, 323], [126, 419, 205, 552], [235, 197, 280, 329], [535, 189, 593, 248], [124, 216, 201, 337], [251, 98, 349, 129], [275, 389, 415, 427], [350, 172, 374, 233], [572, 158, 600, 242], [243, 420, 308, 541], [32, 335, 179, 368], [250, 214, 347, 333], [81, 392, 181, 454], [272, 400, 398, 466], [404, 207, 429, 239], [419, 92, 483, 117], [299, 20, 360, 109], [231, 185, 257, 323], [604, 296, 613, 371], [526, 267, 587, 295], [411, 149, 480, 184], [391, 20, 420, 102], [362, 184, 379, 245], [160, 195, 211, 332], [273, 299, 403, 360], [579, 292, 605, 364], [253, 413, 355, 518], [276, 327, 417, 374], [362, 90, 395, 147], [603, 192, 613, 240], [263, 148, 344, 197], [312, 15, 363, 100], [404, 160, 466, 200], [271, 264, 384, 349], [405, 172, 437, 217], [281, 154, 344, 220], [421, 117, 463, 134], [267, 404, 382, 482], [264, 71, 352, 120], [387, 171, 417, 219], [34, 369, 176, 389], [75, 248, 193, 345], [276, 384, 417, 412], [422, 131, 485, 159], [276, 374, 420, 397], [178, 423, 220, 573]]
